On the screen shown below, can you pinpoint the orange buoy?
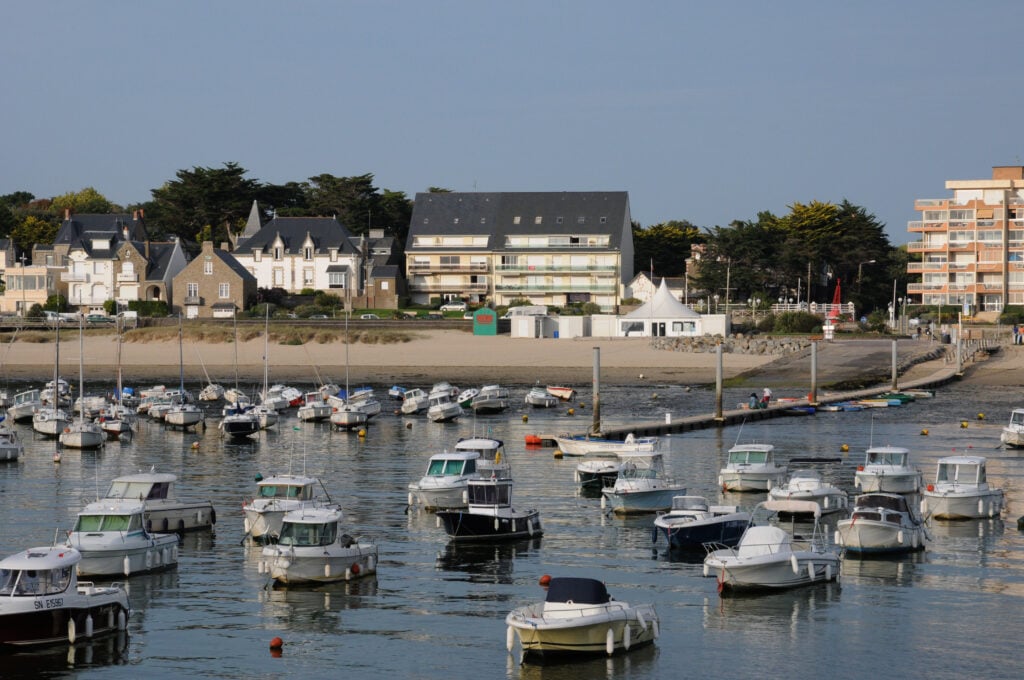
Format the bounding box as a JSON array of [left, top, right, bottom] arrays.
[[351, 563, 361, 575], [269, 637, 283, 650], [927, 484, 935, 492], [538, 574, 551, 588]]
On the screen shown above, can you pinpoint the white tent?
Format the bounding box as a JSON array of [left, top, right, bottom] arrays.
[[618, 279, 703, 337]]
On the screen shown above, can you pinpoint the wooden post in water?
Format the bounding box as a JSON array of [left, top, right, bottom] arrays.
[[714, 344, 723, 421], [891, 340, 898, 391], [956, 337, 963, 376], [590, 347, 601, 436], [809, 342, 818, 405]]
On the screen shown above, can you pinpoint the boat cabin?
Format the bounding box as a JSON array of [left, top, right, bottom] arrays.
[[1008, 409, 1024, 428], [0, 547, 77, 597], [933, 456, 987, 486], [278, 510, 342, 548], [256, 479, 316, 501], [467, 478, 513, 507], [424, 452, 478, 477], [544, 577, 610, 606], [850, 493, 914, 523], [726, 444, 776, 467], [73, 501, 146, 534], [105, 473, 177, 502], [863, 447, 910, 468]]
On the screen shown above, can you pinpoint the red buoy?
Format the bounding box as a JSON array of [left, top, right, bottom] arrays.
[[269, 637, 284, 651], [538, 574, 551, 588], [351, 563, 360, 575]]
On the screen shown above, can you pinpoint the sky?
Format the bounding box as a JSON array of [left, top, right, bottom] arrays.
[[3, 1, 1023, 245]]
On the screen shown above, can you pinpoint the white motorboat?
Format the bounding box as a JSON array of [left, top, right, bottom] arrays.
[[835, 492, 927, 554], [6, 389, 42, 423], [103, 471, 216, 533], [553, 432, 661, 457], [408, 437, 507, 510], [920, 455, 1005, 520], [1000, 408, 1024, 448], [456, 387, 479, 408], [297, 391, 332, 422], [430, 381, 460, 399], [328, 387, 383, 420], [703, 500, 840, 593], [854, 446, 923, 494], [242, 474, 334, 543], [0, 545, 130, 647], [41, 377, 70, 405], [32, 407, 70, 438], [250, 403, 279, 429], [718, 443, 787, 491], [259, 506, 377, 585], [388, 385, 406, 400], [330, 403, 368, 431], [505, 576, 658, 661], [768, 470, 848, 515], [220, 404, 260, 440], [427, 390, 462, 423], [262, 384, 303, 409], [546, 385, 576, 401], [601, 452, 686, 515], [66, 499, 180, 577], [653, 496, 752, 551], [574, 452, 622, 490], [97, 403, 136, 439], [524, 385, 559, 408], [471, 384, 511, 414], [436, 458, 542, 542], [0, 424, 24, 462], [72, 395, 107, 419], [400, 388, 429, 415]]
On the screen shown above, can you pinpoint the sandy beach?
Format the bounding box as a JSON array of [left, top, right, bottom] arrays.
[[0, 329, 1014, 389]]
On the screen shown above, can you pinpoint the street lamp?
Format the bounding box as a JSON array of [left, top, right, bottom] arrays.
[[747, 297, 760, 323], [713, 294, 720, 314], [857, 259, 876, 295], [898, 296, 906, 334]]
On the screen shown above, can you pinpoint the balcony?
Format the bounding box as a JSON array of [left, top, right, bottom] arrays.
[[61, 272, 87, 283], [906, 262, 946, 272], [116, 273, 138, 283], [908, 221, 947, 232], [183, 296, 203, 305], [976, 262, 1004, 273], [907, 241, 946, 252], [408, 281, 489, 292], [494, 263, 617, 273], [907, 283, 945, 292], [407, 262, 489, 274], [915, 199, 948, 208], [494, 283, 617, 293]]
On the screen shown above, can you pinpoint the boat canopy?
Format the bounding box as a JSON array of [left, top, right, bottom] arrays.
[[545, 577, 610, 605], [762, 499, 822, 518], [935, 457, 985, 484], [853, 493, 911, 513], [864, 447, 910, 466], [0, 547, 77, 597], [671, 496, 710, 512], [105, 473, 176, 501], [425, 456, 476, 477]]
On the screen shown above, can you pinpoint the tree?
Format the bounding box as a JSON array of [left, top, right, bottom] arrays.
[[50, 187, 115, 215], [632, 220, 702, 277], [306, 173, 379, 234], [9, 215, 59, 258], [147, 162, 261, 245]]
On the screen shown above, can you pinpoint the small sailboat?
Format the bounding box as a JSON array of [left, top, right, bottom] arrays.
[[196, 348, 225, 401], [330, 310, 367, 432], [33, 321, 69, 438], [164, 315, 203, 430], [98, 315, 135, 439], [59, 317, 105, 450], [219, 310, 259, 440]]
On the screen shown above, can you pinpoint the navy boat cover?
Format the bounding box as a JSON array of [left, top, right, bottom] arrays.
[[545, 577, 610, 604]]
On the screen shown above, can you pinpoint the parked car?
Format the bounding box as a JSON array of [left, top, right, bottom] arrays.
[[86, 314, 115, 324], [309, 314, 329, 319], [360, 313, 380, 320], [440, 301, 467, 312]]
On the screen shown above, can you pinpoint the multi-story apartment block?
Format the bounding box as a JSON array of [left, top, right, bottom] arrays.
[[908, 166, 1024, 314], [405, 191, 633, 311]]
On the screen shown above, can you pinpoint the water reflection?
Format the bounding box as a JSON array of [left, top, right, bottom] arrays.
[[840, 551, 925, 587], [703, 582, 842, 633], [510, 641, 659, 679], [435, 538, 542, 584], [0, 630, 130, 674], [257, 579, 379, 634]]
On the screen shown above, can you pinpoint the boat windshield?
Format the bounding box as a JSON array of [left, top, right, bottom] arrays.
[[937, 463, 981, 484], [672, 497, 708, 511], [468, 482, 511, 505], [866, 451, 908, 466], [279, 521, 337, 547], [1011, 411, 1024, 426], [730, 450, 768, 464], [0, 565, 73, 596], [74, 513, 143, 532], [259, 484, 312, 500], [106, 480, 169, 500], [857, 495, 910, 513]]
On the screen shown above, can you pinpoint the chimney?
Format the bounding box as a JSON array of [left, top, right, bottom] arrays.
[[64, 208, 70, 221], [132, 210, 138, 220], [220, 242, 230, 251]]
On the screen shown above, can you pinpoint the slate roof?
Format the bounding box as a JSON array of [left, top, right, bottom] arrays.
[[54, 213, 148, 251], [234, 216, 359, 255], [406, 191, 630, 251], [369, 264, 399, 279], [212, 248, 256, 283], [141, 242, 178, 281]]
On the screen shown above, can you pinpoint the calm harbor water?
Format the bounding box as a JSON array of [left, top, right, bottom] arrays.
[[2, 378, 1023, 679]]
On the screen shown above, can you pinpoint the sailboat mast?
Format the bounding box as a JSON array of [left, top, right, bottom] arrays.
[[263, 306, 270, 397], [178, 314, 185, 393], [78, 317, 85, 425]]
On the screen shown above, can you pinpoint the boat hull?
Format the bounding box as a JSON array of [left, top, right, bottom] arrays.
[[436, 509, 543, 542], [1000, 427, 1024, 447], [506, 603, 658, 659], [263, 543, 378, 585], [602, 488, 683, 515], [59, 425, 105, 450], [407, 482, 467, 511], [921, 490, 1004, 520], [144, 502, 216, 533], [835, 520, 925, 554], [719, 471, 786, 492], [0, 594, 129, 648], [854, 471, 922, 494], [706, 550, 840, 591], [655, 515, 751, 551], [69, 536, 180, 577]]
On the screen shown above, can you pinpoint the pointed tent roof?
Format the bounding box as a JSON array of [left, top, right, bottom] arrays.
[[625, 279, 700, 319]]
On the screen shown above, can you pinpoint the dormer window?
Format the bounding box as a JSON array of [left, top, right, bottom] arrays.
[[274, 246, 282, 260], [254, 250, 261, 262], [303, 246, 313, 260]]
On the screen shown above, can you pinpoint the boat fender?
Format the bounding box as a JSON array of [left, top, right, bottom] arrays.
[[623, 623, 631, 651], [325, 564, 332, 578], [507, 626, 516, 652], [911, 532, 918, 549], [808, 563, 816, 580], [494, 517, 500, 531], [637, 611, 647, 632], [257, 560, 264, 574], [823, 496, 829, 509], [703, 562, 710, 577], [123, 556, 132, 576], [528, 519, 534, 537], [897, 530, 904, 545], [345, 568, 352, 581], [108, 609, 115, 630], [462, 490, 469, 505], [145, 551, 153, 569], [606, 628, 615, 656], [85, 614, 94, 638], [435, 515, 441, 528], [210, 507, 216, 525], [652, 618, 660, 639], [766, 479, 772, 491], [367, 554, 376, 572], [826, 564, 833, 581], [600, 495, 607, 510], [791, 555, 800, 575], [68, 618, 77, 644], [153, 550, 161, 567], [920, 499, 928, 515], [407, 492, 414, 506], [117, 609, 127, 630], [979, 499, 985, 516]]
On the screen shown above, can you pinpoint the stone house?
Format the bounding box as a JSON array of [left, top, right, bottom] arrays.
[[171, 241, 257, 318]]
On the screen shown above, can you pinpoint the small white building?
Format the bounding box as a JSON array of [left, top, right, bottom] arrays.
[[617, 279, 704, 337]]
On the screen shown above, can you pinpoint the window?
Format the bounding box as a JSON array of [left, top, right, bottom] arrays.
[[513, 216, 521, 224], [219, 283, 230, 299], [273, 268, 284, 286], [534, 216, 542, 224], [254, 250, 261, 262], [577, 216, 585, 224], [556, 217, 563, 224], [303, 268, 314, 286], [204, 260, 213, 275], [600, 216, 607, 224], [274, 246, 282, 260], [186, 282, 198, 297], [453, 218, 459, 225], [329, 271, 346, 288], [303, 246, 312, 260], [381, 281, 389, 291]]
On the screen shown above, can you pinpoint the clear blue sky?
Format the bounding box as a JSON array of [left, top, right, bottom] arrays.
[[3, 1, 1022, 245]]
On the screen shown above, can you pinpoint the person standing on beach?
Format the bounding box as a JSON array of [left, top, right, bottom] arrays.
[[1013, 324, 1019, 345], [761, 387, 772, 407]]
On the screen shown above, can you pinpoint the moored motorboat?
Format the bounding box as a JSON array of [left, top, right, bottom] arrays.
[[259, 506, 377, 585], [703, 500, 840, 593], [505, 576, 658, 661], [853, 446, 922, 494], [553, 432, 660, 457], [574, 452, 622, 490], [102, 471, 216, 533], [653, 496, 751, 551], [920, 455, 1004, 520], [546, 385, 576, 401], [296, 391, 332, 422], [768, 470, 848, 515], [718, 443, 787, 491], [601, 452, 686, 514], [456, 387, 479, 408], [835, 492, 927, 554], [242, 474, 334, 544], [427, 389, 462, 423], [6, 389, 42, 423], [407, 437, 507, 510], [471, 384, 511, 414], [524, 385, 559, 408], [399, 388, 429, 415], [435, 460, 542, 542], [219, 404, 260, 440], [0, 545, 130, 648], [1000, 408, 1024, 448], [66, 499, 180, 577], [0, 424, 23, 462]]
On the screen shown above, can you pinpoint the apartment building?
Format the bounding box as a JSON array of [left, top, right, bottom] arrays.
[[908, 165, 1024, 314], [405, 191, 633, 311]]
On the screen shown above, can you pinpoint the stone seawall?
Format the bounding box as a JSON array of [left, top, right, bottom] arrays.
[[650, 334, 813, 356]]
